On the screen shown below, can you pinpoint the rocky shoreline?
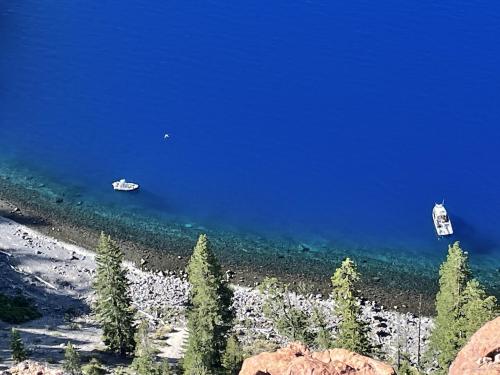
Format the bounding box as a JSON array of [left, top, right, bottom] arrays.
[[0, 168, 444, 316], [0, 215, 433, 371]]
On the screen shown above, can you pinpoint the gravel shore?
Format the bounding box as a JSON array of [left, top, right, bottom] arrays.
[[0, 215, 433, 371]]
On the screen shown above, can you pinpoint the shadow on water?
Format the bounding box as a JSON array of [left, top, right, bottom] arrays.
[[133, 189, 176, 214], [104, 188, 175, 216], [0, 210, 49, 227], [451, 215, 498, 255]]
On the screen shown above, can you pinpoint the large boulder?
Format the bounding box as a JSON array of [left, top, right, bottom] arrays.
[[4, 361, 63, 375], [239, 342, 395, 375], [449, 316, 500, 375]]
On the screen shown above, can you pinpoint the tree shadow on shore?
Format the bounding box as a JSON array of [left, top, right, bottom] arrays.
[[0, 210, 49, 227]]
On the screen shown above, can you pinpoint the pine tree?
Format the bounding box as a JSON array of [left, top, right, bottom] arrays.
[[82, 358, 106, 375], [63, 341, 82, 375], [113, 367, 128, 375], [182, 234, 234, 374], [10, 329, 27, 363], [131, 320, 157, 375], [397, 358, 422, 375], [331, 258, 371, 355], [259, 277, 313, 345], [157, 360, 171, 375], [311, 303, 333, 350], [188, 362, 212, 375], [221, 335, 244, 375], [459, 279, 498, 345], [93, 232, 136, 356], [428, 242, 471, 372]]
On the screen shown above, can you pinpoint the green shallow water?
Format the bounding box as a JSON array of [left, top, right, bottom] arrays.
[[0, 158, 498, 314]]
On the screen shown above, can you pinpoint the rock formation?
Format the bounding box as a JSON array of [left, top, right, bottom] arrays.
[[3, 361, 63, 375], [449, 316, 500, 375], [239, 342, 395, 375]]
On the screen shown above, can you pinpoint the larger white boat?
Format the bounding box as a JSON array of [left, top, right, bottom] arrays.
[[432, 203, 453, 236], [112, 179, 139, 192]]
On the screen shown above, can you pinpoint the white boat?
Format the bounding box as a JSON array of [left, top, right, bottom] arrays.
[[112, 179, 139, 191], [432, 203, 453, 236]]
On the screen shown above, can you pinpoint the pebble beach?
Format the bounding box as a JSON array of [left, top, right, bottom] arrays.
[[0, 213, 433, 370]]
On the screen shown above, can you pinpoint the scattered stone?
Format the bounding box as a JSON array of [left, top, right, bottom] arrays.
[[6, 360, 63, 375], [298, 244, 310, 252]]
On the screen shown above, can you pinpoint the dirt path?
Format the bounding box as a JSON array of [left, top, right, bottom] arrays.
[[0, 216, 186, 371]]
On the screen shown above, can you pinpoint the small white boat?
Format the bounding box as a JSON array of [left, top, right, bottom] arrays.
[[112, 179, 139, 192], [432, 203, 453, 236]]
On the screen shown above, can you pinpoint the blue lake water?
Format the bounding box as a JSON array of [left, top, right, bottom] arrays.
[[1, 1, 500, 274]]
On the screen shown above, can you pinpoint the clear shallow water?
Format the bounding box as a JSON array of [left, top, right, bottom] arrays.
[[1, 1, 500, 274]]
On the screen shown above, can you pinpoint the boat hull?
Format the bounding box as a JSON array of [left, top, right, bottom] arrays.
[[112, 182, 139, 191], [432, 203, 453, 236]]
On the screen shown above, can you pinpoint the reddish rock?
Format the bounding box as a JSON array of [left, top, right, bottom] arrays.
[[312, 348, 395, 375], [239, 342, 395, 375], [240, 342, 310, 375], [449, 317, 500, 375]]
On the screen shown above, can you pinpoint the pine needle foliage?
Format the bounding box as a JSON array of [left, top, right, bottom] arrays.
[[259, 277, 314, 345], [397, 359, 422, 375], [93, 232, 136, 356], [10, 329, 27, 363], [331, 258, 372, 355], [459, 279, 498, 345], [221, 335, 244, 375], [82, 358, 106, 375], [182, 234, 234, 374], [311, 303, 334, 350], [428, 241, 498, 374], [130, 320, 171, 374], [63, 341, 82, 375], [428, 242, 470, 372], [157, 360, 171, 375], [131, 320, 157, 375]]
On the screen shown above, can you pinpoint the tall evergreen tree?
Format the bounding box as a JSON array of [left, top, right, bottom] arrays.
[[63, 341, 82, 375], [131, 320, 172, 375], [221, 335, 244, 375], [93, 233, 136, 356], [131, 320, 157, 375], [428, 241, 471, 372], [10, 329, 26, 363], [427, 242, 499, 373], [182, 234, 234, 374], [459, 279, 498, 345], [331, 258, 371, 355]]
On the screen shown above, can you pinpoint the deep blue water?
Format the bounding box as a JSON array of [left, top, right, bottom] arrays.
[[1, 1, 500, 268]]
